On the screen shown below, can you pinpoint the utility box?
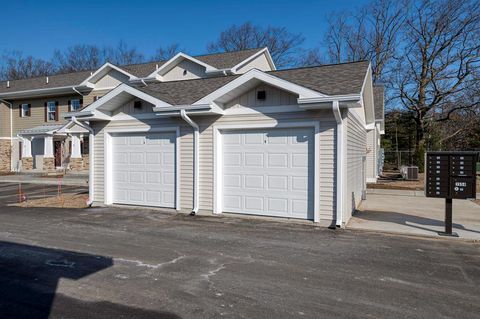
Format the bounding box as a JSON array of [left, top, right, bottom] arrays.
[[401, 165, 419, 181]]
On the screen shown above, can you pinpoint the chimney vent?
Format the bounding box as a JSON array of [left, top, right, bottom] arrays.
[[156, 64, 159, 70], [6, 81, 9, 88], [46, 77, 49, 84]]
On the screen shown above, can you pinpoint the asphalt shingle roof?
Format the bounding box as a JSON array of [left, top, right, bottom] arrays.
[[0, 48, 265, 94], [270, 60, 369, 96], [136, 61, 370, 105], [373, 85, 385, 121]]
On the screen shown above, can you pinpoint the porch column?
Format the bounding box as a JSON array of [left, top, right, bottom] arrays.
[[71, 135, 82, 158], [44, 136, 54, 158], [23, 138, 32, 157]]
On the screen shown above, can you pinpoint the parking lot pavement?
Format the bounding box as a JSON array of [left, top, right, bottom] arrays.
[[349, 191, 480, 240], [0, 183, 479, 319]]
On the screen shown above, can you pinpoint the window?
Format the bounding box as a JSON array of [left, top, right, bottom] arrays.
[[47, 101, 57, 121], [71, 99, 81, 111], [20, 104, 31, 117]]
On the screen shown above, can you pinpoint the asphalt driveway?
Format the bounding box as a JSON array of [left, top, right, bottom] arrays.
[[0, 183, 479, 319]]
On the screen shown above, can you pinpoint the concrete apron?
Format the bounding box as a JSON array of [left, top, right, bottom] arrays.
[[349, 190, 480, 241]]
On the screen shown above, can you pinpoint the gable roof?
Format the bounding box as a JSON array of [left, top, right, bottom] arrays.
[[270, 60, 370, 96], [373, 85, 385, 121], [0, 48, 266, 95], [136, 60, 369, 106]]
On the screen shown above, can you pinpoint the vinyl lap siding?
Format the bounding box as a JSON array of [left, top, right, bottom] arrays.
[[92, 109, 337, 222], [366, 129, 376, 181], [344, 111, 367, 222]]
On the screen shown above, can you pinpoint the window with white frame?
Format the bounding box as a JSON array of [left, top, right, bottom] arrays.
[[21, 104, 30, 117], [71, 99, 81, 111], [47, 101, 56, 121]]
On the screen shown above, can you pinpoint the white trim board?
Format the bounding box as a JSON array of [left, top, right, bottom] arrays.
[[212, 120, 321, 223], [103, 125, 181, 211]]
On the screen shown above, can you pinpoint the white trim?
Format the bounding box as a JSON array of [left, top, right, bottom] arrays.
[[332, 101, 344, 227], [223, 104, 302, 115], [147, 52, 218, 79], [366, 177, 378, 183], [79, 62, 138, 87], [0, 85, 89, 99], [213, 120, 321, 223], [82, 83, 171, 114], [194, 69, 325, 106], [230, 48, 277, 73], [103, 125, 180, 210]]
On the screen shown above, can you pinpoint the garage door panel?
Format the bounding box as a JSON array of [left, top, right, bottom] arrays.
[[112, 132, 176, 208], [223, 128, 314, 220]]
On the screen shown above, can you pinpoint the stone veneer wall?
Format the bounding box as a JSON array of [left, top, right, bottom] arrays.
[[0, 140, 11, 172], [22, 157, 33, 170], [43, 158, 55, 171], [69, 154, 89, 171]]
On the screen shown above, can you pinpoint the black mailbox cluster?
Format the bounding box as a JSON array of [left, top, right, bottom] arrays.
[[425, 152, 478, 199]]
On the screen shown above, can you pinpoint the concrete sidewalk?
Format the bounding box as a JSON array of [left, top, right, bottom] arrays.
[[349, 191, 480, 240], [0, 173, 88, 186]]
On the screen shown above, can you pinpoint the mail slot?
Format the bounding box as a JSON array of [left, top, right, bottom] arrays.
[[425, 151, 478, 199], [450, 176, 476, 199]]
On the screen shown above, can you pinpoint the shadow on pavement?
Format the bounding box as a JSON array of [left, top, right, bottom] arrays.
[[0, 241, 181, 319], [354, 210, 480, 235]]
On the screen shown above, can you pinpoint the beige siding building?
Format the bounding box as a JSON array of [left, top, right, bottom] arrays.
[[0, 47, 384, 227]]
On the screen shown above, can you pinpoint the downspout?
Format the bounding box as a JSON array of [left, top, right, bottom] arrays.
[[332, 100, 344, 228], [71, 116, 95, 207], [180, 109, 199, 215], [1, 99, 14, 171]]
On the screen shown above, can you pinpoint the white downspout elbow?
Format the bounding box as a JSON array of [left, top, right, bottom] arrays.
[[180, 109, 199, 215], [332, 101, 344, 228]]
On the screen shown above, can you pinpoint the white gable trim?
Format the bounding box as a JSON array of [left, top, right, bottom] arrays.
[[360, 63, 376, 125], [147, 52, 218, 79], [56, 118, 91, 134], [82, 83, 171, 113], [231, 48, 276, 73], [194, 69, 325, 106], [80, 62, 139, 87]]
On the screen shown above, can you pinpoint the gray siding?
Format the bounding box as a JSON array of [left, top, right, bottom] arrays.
[[92, 107, 337, 222], [344, 110, 367, 222]]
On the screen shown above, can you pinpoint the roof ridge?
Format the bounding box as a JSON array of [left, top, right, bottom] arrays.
[[0, 48, 265, 84], [269, 60, 370, 73]]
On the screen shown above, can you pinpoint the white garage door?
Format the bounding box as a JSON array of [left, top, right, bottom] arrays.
[[112, 132, 176, 208], [222, 128, 314, 219]]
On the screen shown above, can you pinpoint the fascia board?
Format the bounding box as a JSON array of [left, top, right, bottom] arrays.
[[79, 62, 138, 86], [146, 53, 218, 78], [193, 69, 323, 105]]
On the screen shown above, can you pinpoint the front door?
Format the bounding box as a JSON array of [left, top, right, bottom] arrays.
[[54, 141, 62, 168]]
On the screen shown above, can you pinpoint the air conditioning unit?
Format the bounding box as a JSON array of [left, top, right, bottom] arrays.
[[401, 165, 419, 181]]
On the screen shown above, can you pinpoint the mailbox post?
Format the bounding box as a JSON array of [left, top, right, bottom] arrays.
[[425, 151, 478, 237]]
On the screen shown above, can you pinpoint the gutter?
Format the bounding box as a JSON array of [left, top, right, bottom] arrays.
[[0, 99, 14, 171], [332, 101, 344, 228], [180, 109, 200, 216]]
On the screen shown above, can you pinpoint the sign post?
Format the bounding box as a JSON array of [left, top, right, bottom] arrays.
[[425, 151, 478, 237]]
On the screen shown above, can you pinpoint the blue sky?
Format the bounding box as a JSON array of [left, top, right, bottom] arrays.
[[1, 0, 370, 59]]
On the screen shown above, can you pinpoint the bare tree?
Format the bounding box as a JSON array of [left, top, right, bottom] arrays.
[[323, 0, 407, 81], [52, 45, 105, 72], [296, 48, 324, 67], [107, 40, 145, 65], [152, 43, 182, 61], [207, 22, 304, 68], [393, 0, 480, 163], [0, 51, 54, 80]]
